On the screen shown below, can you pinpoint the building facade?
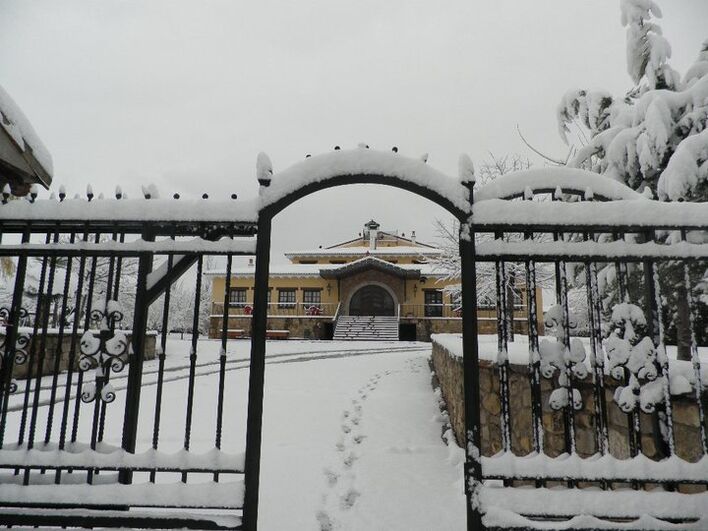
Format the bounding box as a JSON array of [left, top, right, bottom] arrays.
[[207, 220, 543, 341]]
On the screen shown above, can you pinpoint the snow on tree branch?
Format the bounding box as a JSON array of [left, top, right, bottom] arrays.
[[556, 1, 708, 201], [620, 0, 679, 90], [658, 128, 708, 201]]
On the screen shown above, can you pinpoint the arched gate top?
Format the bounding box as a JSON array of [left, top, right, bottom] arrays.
[[256, 148, 471, 220], [474, 167, 645, 202]]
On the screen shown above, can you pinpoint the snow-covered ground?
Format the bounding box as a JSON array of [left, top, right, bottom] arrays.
[[4, 339, 465, 530]]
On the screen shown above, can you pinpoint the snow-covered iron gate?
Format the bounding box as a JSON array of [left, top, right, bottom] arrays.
[[469, 179, 708, 530], [0, 188, 258, 529], [0, 148, 707, 530]]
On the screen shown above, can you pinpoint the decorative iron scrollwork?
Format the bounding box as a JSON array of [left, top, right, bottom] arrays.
[[0, 305, 32, 395], [79, 302, 129, 404], [540, 304, 588, 411], [605, 302, 690, 414]]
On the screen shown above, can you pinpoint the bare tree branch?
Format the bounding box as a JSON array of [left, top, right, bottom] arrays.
[[516, 124, 571, 165]]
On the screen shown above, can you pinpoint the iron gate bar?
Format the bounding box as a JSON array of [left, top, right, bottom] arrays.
[[645, 230, 675, 456], [681, 228, 708, 456], [119, 227, 153, 484], [150, 245, 173, 483], [43, 231, 75, 446], [55, 228, 88, 485], [472, 240, 708, 261], [17, 231, 51, 453], [0, 224, 30, 449], [587, 258, 609, 457], [215, 252, 234, 482], [471, 198, 708, 231], [182, 254, 203, 483], [0, 509, 242, 530], [98, 233, 125, 445], [615, 248, 643, 466], [243, 215, 272, 531], [524, 257, 543, 455], [459, 177, 484, 531], [493, 233, 512, 459], [521, 197, 545, 474], [70, 230, 101, 451], [23, 229, 60, 485], [580, 193, 610, 460], [550, 192, 577, 465]]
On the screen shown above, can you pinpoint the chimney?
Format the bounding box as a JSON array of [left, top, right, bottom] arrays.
[[411, 230, 416, 244], [364, 219, 380, 251]]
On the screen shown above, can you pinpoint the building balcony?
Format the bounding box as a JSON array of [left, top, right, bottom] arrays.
[[398, 303, 524, 319], [211, 302, 339, 318]]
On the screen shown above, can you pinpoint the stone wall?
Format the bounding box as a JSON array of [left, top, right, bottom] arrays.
[[432, 339, 704, 462], [209, 316, 331, 340], [8, 331, 157, 380], [403, 317, 533, 342]]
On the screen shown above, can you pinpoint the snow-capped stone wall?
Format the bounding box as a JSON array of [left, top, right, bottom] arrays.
[[431, 335, 705, 462]]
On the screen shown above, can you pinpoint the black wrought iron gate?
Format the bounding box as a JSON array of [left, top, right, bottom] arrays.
[[0, 149, 707, 530], [0, 189, 257, 529]]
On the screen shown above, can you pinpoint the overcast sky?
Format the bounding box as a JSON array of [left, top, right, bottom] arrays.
[[1, 0, 706, 263]]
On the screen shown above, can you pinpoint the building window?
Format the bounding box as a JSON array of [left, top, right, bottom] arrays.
[[299, 260, 317, 264], [229, 288, 248, 307], [329, 260, 346, 264], [302, 289, 321, 307], [424, 290, 443, 317], [278, 288, 296, 309]]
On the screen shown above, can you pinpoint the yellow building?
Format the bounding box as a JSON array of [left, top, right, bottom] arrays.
[[207, 220, 542, 341]]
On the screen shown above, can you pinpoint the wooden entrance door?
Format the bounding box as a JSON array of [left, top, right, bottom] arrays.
[[348, 285, 395, 316]]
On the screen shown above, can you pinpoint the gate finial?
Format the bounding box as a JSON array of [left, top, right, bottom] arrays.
[[458, 153, 475, 185], [256, 152, 273, 188]]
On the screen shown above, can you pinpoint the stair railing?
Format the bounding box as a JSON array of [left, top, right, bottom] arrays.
[[332, 302, 342, 329]]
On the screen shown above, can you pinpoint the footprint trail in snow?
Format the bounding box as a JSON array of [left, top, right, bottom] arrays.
[[316, 369, 390, 530]]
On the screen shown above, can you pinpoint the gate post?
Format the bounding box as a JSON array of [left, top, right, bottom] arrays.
[[120, 231, 154, 483], [243, 214, 272, 531], [459, 181, 484, 530]]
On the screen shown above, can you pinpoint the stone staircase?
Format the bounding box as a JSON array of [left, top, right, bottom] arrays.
[[333, 315, 399, 341]]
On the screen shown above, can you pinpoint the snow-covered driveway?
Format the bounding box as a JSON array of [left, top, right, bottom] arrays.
[[4, 340, 465, 530], [255, 342, 465, 531]]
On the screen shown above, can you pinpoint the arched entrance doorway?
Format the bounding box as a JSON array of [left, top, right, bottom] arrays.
[[349, 284, 395, 316]]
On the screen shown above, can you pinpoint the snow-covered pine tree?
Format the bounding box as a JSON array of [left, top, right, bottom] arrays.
[[555, 0, 708, 357]]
